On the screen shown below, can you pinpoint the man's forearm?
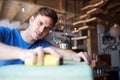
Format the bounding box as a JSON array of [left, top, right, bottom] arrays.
[[50, 46, 91, 64], [0, 42, 26, 60], [50, 46, 76, 60]]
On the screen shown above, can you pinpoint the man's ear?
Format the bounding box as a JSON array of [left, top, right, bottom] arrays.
[[29, 16, 35, 23]]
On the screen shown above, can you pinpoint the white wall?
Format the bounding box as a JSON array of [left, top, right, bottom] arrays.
[[0, 19, 28, 29], [97, 23, 120, 67]]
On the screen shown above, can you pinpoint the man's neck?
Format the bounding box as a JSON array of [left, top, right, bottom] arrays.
[[20, 29, 35, 44]]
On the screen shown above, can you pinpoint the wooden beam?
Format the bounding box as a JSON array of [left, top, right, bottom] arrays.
[[87, 30, 92, 57], [0, 0, 21, 21], [81, 0, 107, 11], [20, 4, 40, 24], [72, 26, 94, 33], [14, 1, 40, 24], [0, 0, 3, 14], [71, 36, 89, 40], [73, 17, 97, 25], [86, 8, 102, 14], [72, 46, 86, 50], [59, 0, 63, 10]]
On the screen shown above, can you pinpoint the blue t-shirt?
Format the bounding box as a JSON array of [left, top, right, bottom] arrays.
[[0, 26, 53, 66]]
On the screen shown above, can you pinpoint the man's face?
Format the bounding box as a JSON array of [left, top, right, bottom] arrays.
[[29, 14, 54, 41]]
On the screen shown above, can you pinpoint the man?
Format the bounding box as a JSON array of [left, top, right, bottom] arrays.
[[0, 7, 91, 66]]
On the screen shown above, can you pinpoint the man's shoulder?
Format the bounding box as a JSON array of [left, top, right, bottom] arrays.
[[0, 26, 18, 31], [0, 26, 11, 30], [0, 26, 19, 35]]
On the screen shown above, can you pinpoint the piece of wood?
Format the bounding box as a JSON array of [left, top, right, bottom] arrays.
[[71, 36, 89, 40], [72, 26, 94, 33], [87, 30, 92, 57], [0, 0, 21, 21], [72, 46, 86, 50], [73, 17, 97, 25], [87, 8, 101, 14], [81, 0, 107, 11], [0, 0, 3, 13]]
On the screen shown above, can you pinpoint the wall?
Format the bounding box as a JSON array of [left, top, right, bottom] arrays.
[[0, 19, 28, 29], [97, 23, 120, 67]]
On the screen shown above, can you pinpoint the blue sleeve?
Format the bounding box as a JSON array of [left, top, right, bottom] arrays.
[[37, 39, 53, 48], [0, 26, 11, 42], [39, 39, 53, 48], [0, 26, 7, 41]]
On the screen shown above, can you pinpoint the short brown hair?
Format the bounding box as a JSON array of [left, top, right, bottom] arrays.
[[33, 7, 58, 27]]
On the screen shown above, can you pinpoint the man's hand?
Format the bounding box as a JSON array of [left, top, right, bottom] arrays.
[[44, 46, 92, 65], [20, 46, 91, 65], [19, 47, 43, 65], [21, 47, 62, 65], [43, 47, 63, 58], [73, 52, 92, 64]]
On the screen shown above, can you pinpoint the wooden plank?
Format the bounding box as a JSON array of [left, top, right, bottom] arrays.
[[73, 8, 101, 21], [20, 4, 40, 24], [15, 0, 65, 24], [72, 46, 86, 50], [36, 0, 61, 10], [87, 30, 92, 57], [79, 14, 88, 19], [81, 0, 107, 11], [73, 17, 97, 25], [71, 36, 89, 40], [0, 0, 3, 14], [0, 0, 21, 21], [86, 8, 102, 14], [59, 0, 63, 10], [14, 1, 40, 24], [72, 26, 94, 33]]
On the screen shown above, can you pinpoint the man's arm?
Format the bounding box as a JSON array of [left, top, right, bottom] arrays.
[[0, 42, 60, 65], [0, 42, 27, 60], [0, 42, 91, 65], [44, 46, 92, 64], [0, 42, 46, 65]]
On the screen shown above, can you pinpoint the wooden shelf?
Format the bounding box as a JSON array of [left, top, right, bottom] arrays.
[[81, 0, 107, 11], [73, 17, 97, 25], [72, 26, 94, 33], [72, 46, 86, 50], [71, 36, 89, 40]]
